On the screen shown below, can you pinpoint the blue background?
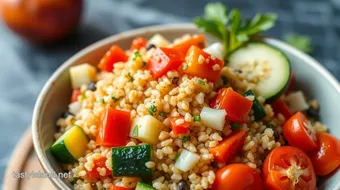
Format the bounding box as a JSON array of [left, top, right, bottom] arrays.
[[1, 0, 340, 186]]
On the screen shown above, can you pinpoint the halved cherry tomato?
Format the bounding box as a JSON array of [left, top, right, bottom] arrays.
[[148, 47, 184, 79], [181, 45, 223, 82], [172, 34, 206, 54], [262, 146, 316, 190], [71, 88, 81, 103], [130, 37, 147, 51], [96, 107, 131, 147], [169, 116, 190, 134], [109, 185, 129, 190], [283, 112, 317, 153], [309, 133, 340, 176], [213, 163, 264, 190], [86, 157, 111, 179], [211, 88, 253, 123], [210, 130, 246, 163], [271, 99, 293, 120], [98, 45, 128, 72]]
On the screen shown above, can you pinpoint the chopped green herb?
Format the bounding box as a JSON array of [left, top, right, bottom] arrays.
[[182, 136, 190, 143], [193, 115, 201, 122], [98, 98, 105, 104], [182, 63, 188, 70], [111, 96, 120, 102], [175, 152, 181, 161], [133, 51, 142, 61], [81, 93, 86, 100], [159, 111, 167, 117], [128, 73, 134, 82], [231, 122, 241, 129], [142, 61, 147, 67], [198, 41, 205, 48], [197, 79, 206, 85], [221, 76, 228, 85], [283, 34, 313, 54], [132, 125, 140, 137], [148, 104, 157, 116], [71, 178, 78, 185]]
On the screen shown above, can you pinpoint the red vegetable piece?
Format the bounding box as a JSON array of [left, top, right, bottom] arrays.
[[130, 37, 147, 51], [169, 116, 190, 134], [98, 45, 128, 72], [271, 99, 293, 120]]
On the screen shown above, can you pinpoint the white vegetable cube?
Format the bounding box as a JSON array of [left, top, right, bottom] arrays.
[[148, 34, 170, 47], [200, 107, 227, 131], [130, 115, 165, 144], [175, 149, 200, 172], [69, 63, 97, 88], [285, 91, 309, 113], [68, 101, 82, 115], [204, 42, 224, 60]]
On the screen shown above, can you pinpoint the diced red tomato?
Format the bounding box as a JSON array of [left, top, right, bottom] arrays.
[[209, 130, 246, 163], [172, 34, 206, 54], [211, 88, 253, 123], [71, 88, 81, 103], [310, 133, 340, 176], [271, 99, 293, 120], [98, 45, 128, 72], [109, 185, 129, 190], [96, 107, 131, 147], [285, 71, 295, 94], [182, 46, 224, 82], [148, 47, 184, 79], [130, 37, 147, 51], [283, 112, 317, 153], [169, 116, 190, 134], [85, 157, 111, 179]]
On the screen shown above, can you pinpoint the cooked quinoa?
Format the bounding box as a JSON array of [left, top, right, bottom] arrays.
[[53, 33, 328, 190]]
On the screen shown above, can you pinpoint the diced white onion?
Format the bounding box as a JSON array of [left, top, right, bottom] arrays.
[[148, 34, 170, 47], [203, 42, 224, 60], [68, 101, 82, 115], [175, 149, 200, 172], [200, 107, 227, 131], [285, 91, 309, 113], [69, 63, 97, 88]]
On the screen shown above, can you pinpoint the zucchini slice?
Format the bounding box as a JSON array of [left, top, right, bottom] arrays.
[[50, 126, 89, 163], [229, 43, 290, 100], [244, 90, 266, 120], [111, 144, 152, 178], [136, 182, 156, 190]]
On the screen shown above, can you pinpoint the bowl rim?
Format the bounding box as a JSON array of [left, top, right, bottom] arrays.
[[32, 23, 340, 189]]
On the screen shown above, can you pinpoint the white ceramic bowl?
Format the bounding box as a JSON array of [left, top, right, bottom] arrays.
[[32, 24, 340, 189]]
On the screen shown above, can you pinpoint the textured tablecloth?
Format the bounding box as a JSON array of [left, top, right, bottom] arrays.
[[1, 0, 340, 186]]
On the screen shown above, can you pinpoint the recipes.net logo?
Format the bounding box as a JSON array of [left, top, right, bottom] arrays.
[[12, 171, 71, 180]]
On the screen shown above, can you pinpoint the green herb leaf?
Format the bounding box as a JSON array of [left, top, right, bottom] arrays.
[[98, 98, 105, 104], [231, 122, 241, 129], [193, 115, 201, 122], [111, 96, 120, 102], [133, 51, 142, 61], [132, 125, 140, 137], [283, 34, 313, 54], [71, 178, 79, 185], [182, 136, 190, 143], [205, 2, 228, 24], [229, 8, 241, 33], [81, 93, 86, 100], [148, 104, 157, 116], [197, 79, 206, 85], [160, 111, 167, 117], [238, 13, 277, 36], [128, 72, 134, 82], [175, 152, 181, 161]]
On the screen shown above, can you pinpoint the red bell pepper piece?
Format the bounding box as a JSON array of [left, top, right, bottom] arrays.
[[85, 157, 111, 179], [211, 88, 253, 123], [109, 186, 129, 190], [271, 99, 293, 120], [181, 46, 223, 82], [209, 130, 246, 163], [169, 116, 190, 134], [172, 34, 206, 54], [130, 37, 148, 51], [148, 47, 184, 79], [71, 88, 81, 103], [98, 45, 128, 72], [96, 107, 131, 147]]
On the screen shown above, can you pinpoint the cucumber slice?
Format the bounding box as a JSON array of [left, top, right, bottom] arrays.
[[111, 144, 152, 178], [136, 182, 156, 190], [50, 126, 89, 163], [244, 90, 266, 120], [229, 43, 290, 100]]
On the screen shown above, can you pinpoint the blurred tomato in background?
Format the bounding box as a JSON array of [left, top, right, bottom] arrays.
[[0, 0, 83, 44]]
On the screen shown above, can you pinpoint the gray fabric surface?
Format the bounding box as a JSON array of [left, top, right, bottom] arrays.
[[1, 0, 339, 186]]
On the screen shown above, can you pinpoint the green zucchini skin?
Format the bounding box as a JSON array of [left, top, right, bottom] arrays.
[[244, 90, 266, 120], [111, 144, 152, 178], [50, 140, 77, 164], [136, 181, 156, 190]]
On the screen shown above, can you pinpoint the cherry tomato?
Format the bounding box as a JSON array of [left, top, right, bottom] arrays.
[[213, 163, 264, 190], [98, 45, 128, 72], [71, 88, 81, 103], [209, 130, 246, 163], [262, 146, 316, 190], [130, 37, 148, 51], [309, 133, 340, 176], [85, 157, 111, 179], [283, 112, 317, 153]]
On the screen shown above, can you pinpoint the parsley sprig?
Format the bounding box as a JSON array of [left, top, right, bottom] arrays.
[[283, 34, 313, 54], [194, 2, 277, 59]]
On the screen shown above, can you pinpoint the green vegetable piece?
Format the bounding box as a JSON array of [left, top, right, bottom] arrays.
[[133, 51, 142, 61], [111, 96, 120, 102], [182, 136, 190, 143], [159, 111, 167, 117], [244, 90, 266, 120], [193, 115, 201, 122], [81, 93, 86, 100], [136, 181, 156, 190], [283, 34, 313, 54], [197, 79, 206, 85], [132, 125, 140, 137], [148, 105, 157, 116], [111, 144, 152, 178], [231, 122, 241, 129]]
